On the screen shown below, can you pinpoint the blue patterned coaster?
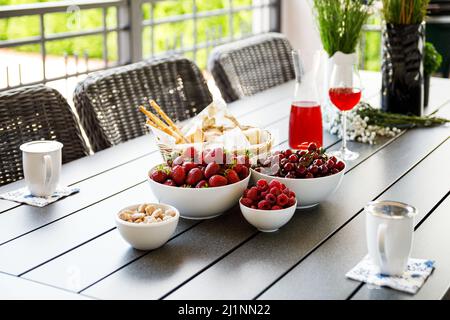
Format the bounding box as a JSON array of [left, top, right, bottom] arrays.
[[0, 186, 80, 207], [346, 255, 435, 294]]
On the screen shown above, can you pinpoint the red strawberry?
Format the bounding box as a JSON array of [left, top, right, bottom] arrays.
[[164, 179, 177, 186], [277, 193, 289, 206], [170, 165, 186, 185], [195, 180, 209, 188], [247, 187, 259, 201], [205, 162, 220, 179], [183, 161, 197, 172], [236, 154, 251, 167], [208, 175, 228, 187], [225, 169, 240, 184], [257, 200, 271, 210], [150, 170, 168, 183], [234, 164, 249, 180], [185, 168, 203, 186], [173, 156, 185, 166], [240, 197, 253, 207]]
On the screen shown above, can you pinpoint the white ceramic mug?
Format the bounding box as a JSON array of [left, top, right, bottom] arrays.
[[365, 200, 417, 276], [20, 140, 63, 197]]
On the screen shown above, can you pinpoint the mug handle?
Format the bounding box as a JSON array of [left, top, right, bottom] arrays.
[[43, 155, 53, 187], [377, 224, 388, 269]]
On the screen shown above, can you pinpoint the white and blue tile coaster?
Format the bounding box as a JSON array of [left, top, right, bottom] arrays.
[[0, 186, 80, 207], [346, 255, 435, 294]]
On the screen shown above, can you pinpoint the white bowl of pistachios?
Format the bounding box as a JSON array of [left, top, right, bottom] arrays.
[[116, 203, 179, 250]]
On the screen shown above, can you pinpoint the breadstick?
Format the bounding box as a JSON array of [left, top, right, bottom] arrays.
[[149, 100, 188, 143], [146, 120, 183, 143], [139, 106, 184, 142]]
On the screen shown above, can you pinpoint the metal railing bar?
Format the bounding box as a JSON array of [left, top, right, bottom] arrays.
[[229, 0, 234, 40], [39, 13, 46, 84], [102, 7, 108, 68], [192, 0, 197, 62], [0, 0, 127, 18], [0, 26, 125, 49], [150, 1, 155, 57], [147, 32, 265, 59], [0, 63, 119, 92], [141, 3, 274, 27]]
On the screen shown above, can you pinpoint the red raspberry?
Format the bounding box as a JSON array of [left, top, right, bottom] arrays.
[[260, 191, 269, 199], [283, 188, 290, 195], [243, 189, 249, 198], [240, 197, 253, 207], [280, 183, 287, 190], [247, 187, 259, 201], [268, 180, 282, 190], [271, 205, 283, 210], [289, 191, 296, 198], [258, 200, 271, 210], [270, 187, 281, 196], [256, 179, 269, 191], [277, 193, 289, 206], [265, 193, 277, 204], [288, 196, 296, 207]]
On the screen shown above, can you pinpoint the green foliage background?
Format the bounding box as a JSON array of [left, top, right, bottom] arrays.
[[0, 0, 381, 70]]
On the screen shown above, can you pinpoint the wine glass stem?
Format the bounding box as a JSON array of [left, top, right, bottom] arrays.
[[341, 111, 347, 152]]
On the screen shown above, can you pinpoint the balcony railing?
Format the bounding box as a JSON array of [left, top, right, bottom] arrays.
[[0, 0, 280, 98]]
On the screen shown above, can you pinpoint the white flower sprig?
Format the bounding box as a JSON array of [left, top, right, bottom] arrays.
[[323, 102, 402, 145]]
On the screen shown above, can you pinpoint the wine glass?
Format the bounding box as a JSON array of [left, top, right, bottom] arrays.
[[328, 57, 362, 161]]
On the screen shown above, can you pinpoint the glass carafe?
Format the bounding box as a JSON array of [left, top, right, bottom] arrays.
[[289, 50, 323, 150]]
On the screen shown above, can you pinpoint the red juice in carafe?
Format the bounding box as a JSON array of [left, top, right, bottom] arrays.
[[289, 101, 323, 150]]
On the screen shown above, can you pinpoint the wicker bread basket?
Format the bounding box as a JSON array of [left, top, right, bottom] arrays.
[[156, 129, 273, 161]]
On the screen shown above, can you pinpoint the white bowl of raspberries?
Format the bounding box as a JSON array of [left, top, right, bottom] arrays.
[[251, 143, 345, 209], [148, 147, 251, 220], [239, 179, 297, 232]]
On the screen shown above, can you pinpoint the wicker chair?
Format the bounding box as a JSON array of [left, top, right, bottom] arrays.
[[74, 56, 213, 152], [0, 85, 89, 187], [208, 32, 295, 103]]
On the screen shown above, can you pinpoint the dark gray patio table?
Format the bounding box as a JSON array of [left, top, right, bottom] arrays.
[[1, 72, 449, 300]]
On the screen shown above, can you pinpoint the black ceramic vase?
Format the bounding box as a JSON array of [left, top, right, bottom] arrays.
[[381, 23, 425, 116]]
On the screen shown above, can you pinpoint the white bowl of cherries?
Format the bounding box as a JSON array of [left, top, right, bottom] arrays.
[[251, 143, 345, 209]]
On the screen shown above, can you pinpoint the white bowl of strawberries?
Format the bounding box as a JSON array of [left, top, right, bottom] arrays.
[[251, 143, 345, 209], [239, 179, 297, 232], [147, 147, 251, 220]]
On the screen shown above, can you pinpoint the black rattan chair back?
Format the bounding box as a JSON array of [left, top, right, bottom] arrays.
[[0, 85, 89, 186], [208, 33, 295, 102], [74, 56, 212, 152]]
